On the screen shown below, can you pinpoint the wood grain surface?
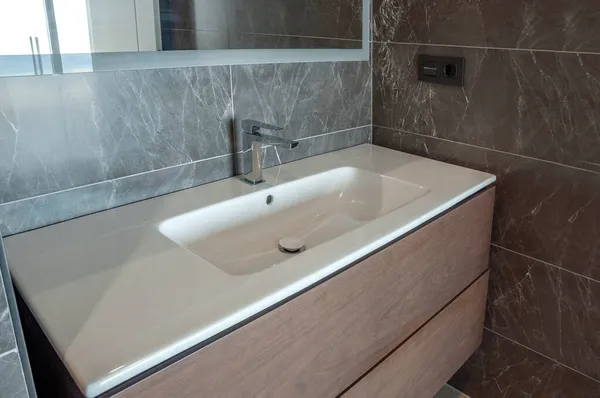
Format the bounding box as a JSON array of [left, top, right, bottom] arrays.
[[343, 272, 489, 398]]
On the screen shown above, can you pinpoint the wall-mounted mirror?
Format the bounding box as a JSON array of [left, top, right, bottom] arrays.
[[0, 0, 369, 77]]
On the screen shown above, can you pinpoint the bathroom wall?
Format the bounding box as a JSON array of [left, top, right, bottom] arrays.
[[0, 61, 370, 237], [0, 239, 31, 398], [372, 0, 600, 396]]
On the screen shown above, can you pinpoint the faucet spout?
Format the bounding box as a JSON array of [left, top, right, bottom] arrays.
[[251, 132, 299, 150], [240, 119, 299, 185], [242, 119, 283, 134]]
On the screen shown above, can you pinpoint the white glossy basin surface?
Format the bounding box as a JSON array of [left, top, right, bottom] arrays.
[[159, 167, 428, 275], [4, 145, 496, 397]]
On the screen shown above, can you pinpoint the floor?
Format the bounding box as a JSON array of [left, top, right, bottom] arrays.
[[434, 384, 470, 398]]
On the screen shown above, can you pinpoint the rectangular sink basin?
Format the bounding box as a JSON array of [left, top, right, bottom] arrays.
[[159, 167, 429, 275]]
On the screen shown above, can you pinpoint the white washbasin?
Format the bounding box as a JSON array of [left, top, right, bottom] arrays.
[[159, 167, 429, 275], [5, 144, 496, 397]]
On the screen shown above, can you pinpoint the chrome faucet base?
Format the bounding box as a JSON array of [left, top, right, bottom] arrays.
[[240, 119, 299, 185], [239, 176, 265, 185]]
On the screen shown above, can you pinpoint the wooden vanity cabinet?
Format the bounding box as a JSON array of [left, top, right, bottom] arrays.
[[342, 272, 489, 398], [113, 188, 495, 398]]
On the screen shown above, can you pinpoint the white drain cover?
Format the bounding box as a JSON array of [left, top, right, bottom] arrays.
[[278, 236, 306, 253]]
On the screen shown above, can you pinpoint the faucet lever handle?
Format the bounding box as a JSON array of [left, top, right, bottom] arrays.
[[242, 119, 284, 134]]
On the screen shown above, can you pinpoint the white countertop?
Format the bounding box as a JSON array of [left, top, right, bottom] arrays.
[[5, 145, 495, 397]]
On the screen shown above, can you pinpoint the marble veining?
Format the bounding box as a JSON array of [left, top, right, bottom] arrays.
[[258, 126, 371, 169], [0, 59, 372, 238], [486, 246, 600, 381], [233, 61, 371, 147], [373, 127, 600, 281], [373, 42, 600, 174], [0, 66, 233, 204], [235, 0, 363, 41], [233, 61, 371, 176], [373, 0, 600, 53], [0, 259, 29, 398], [232, 33, 362, 50], [372, 0, 600, 395], [0, 125, 371, 237], [450, 330, 600, 398], [0, 155, 234, 237], [0, 281, 17, 358], [0, 351, 29, 398]]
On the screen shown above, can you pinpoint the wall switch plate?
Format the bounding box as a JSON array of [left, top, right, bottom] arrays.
[[418, 55, 465, 87]]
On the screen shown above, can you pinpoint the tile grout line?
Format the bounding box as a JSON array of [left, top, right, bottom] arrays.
[[163, 29, 362, 44], [369, 0, 374, 144], [229, 64, 235, 129], [373, 125, 600, 177], [239, 125, 371, 155], [369, 36, 372, 141], [0, 153, 236, 207], [0, 348, 17, 361], [236, 31, 362, 43], [491, 243, 600, 285], [297, 124, 372, 141], [484, 327, 600, 385], [0, 126, 371, 208], [371, 40, 600, 56]]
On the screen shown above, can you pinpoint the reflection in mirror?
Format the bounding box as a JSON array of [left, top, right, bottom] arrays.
[[159, 0, 362, 51], [0, 0, 365, 77]]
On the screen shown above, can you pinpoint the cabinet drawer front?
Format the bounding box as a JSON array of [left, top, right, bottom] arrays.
[[116, 189, 495, 398], [343, 272, 489, 398]]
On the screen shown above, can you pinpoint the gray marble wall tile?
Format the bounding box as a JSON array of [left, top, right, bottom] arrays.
[[0, 125, 371, 237], [259, 126, 371, 170], [0, 351, 29, 398], [0, 59, 372, 237], [0, 66, 233, 204], [373, 0, 600, 53], [232, 61, 371, 154], [373, 42, 600, 174], [0, 252, 29, 398], [0, 155, 235, 237], [486, 245, 600, 381], [0, 281, 16, 357]]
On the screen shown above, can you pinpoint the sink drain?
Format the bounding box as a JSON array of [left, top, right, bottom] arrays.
[[278, 236, 306, 254]]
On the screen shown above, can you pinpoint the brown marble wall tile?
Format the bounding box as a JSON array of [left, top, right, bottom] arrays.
[[373, 1, 600, 395], [373, 0, 600, 53], [450, 330, 600, 398], [373, 127, 600, 281], [486, 246, 600, 380], [373, 42, 600, 173]]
